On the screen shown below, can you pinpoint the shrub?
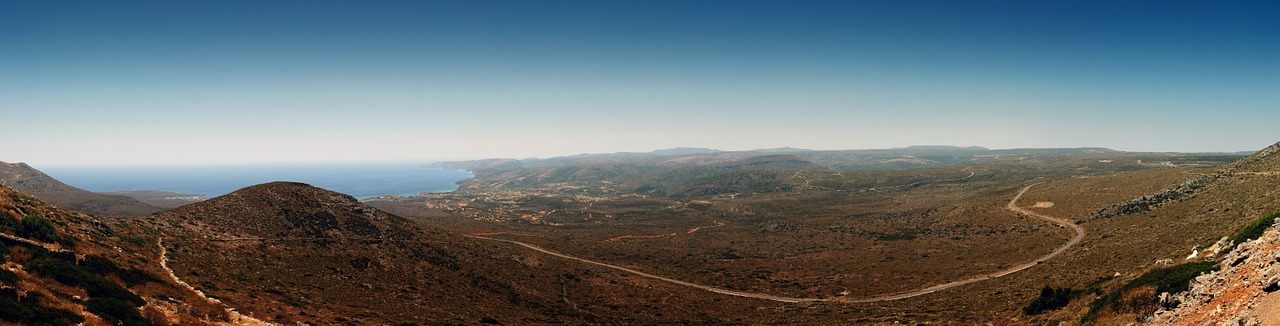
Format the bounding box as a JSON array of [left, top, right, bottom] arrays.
[[80, 255, 162, 287], [1084, 261, 1219, 322], [18, 215, 58, 242], [84, 297, 150, 326], [1023, 286, 1072, 315], [0, 210, 18, 232], [81, 255, 121, 275], [25, 259, 144, 306], [0, 292, 85, 326], [117, 268, 163, 287], [1229, 211, 1280, 247], [1128, 261, 1219, 294], [0, 269, 16, 284], [140, 305, 170, 326]]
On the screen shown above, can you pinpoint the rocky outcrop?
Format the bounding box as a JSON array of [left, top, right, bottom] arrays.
[[1086, 173, 1219, 222], [1256, 143, 1280, 160], [1152, 221, 1280, 325], [1224, 141, 1280, 173]]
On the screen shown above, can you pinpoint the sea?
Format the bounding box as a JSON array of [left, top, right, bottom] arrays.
[[40, 162, 473, 199]]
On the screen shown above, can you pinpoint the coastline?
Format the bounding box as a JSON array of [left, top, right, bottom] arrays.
[[43, 164, 474, 200]]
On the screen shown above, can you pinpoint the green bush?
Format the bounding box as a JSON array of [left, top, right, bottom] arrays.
[[84, 297, 150, 326], [1229, 211, 1280, 247], [1084, 261, 1219, 322], [80, 255, 162, 287], [24, 259, 144, 306], [0, 291, 84, 326], [1129, 261, 1220, 294], [0, 211, 18, 232], [18, 215, 58, 243], [0, 269, 16, 284], [1023, 286, 1072, 315], [81, 255, 120, 275], [118, 268, 162, 287]]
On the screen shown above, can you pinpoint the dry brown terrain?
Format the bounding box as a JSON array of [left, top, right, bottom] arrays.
[[368, 144, 1279, 323], [0, 145, 1273, 325]]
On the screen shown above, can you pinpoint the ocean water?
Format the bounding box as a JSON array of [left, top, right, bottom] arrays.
[[40, 163, 473, 199]]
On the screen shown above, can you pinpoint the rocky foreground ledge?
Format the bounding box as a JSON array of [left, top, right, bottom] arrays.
[[1154, 222, 1280, 325]]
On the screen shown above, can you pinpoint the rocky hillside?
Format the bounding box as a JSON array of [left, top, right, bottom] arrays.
[[137, 182, 764, 325], [1153, 215, 1280, 325], [0, 180, 770, 325], [0, 184, 238, 325], [1227, 141, 1280, 172], [0, 161, 161, 217]]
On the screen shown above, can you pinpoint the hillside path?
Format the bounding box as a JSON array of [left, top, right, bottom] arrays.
[[157, 238, 275, 325], [466, 182, 1086, 303]]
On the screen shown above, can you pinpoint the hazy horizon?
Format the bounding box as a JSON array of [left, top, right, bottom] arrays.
[[38, 162, 473, 198], [10, 143, 1264, 168], [4, 1, 1277, 166]]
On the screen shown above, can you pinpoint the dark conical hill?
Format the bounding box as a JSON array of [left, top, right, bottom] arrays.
[[157, 181, 418, 239]]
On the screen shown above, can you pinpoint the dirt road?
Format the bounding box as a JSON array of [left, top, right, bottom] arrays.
[[463, 234, 826, 303], [467, 182, 1085, 303]]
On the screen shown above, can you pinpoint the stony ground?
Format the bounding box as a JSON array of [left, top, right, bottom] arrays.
[[1154, 222, 1280, 325]]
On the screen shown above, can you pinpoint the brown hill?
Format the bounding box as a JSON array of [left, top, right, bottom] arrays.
[[159, 181, 416, 239], [140, 181, 764, 325], [0, 161, 161, 217], [0, 184, 246, 325]]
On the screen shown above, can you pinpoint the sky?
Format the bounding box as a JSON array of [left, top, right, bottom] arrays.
[[2, 1, 1277, 166]]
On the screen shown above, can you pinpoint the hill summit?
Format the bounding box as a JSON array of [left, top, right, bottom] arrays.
[[158, 181, 414, 239]]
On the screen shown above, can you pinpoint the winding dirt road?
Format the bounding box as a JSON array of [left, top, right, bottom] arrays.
[[466, 182, 1087, 303], [463, 234, 825, 303]]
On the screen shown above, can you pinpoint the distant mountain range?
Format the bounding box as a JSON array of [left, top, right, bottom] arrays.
[[430, 146, 1206, 196]]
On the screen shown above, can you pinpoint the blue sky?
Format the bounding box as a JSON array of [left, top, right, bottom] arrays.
[[2, 1, 1277, 165]]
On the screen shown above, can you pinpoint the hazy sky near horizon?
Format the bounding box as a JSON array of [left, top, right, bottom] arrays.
[[3, 1, 1277, 166]]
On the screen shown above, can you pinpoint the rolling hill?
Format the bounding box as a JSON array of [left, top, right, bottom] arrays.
[[135, 181, 765, 324], [0, 184, 236, 325], [0, 161, 162, 217], [1, 143, 1273, 324]]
